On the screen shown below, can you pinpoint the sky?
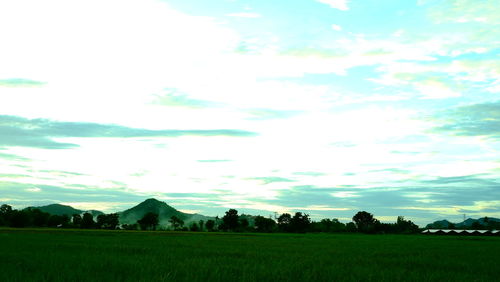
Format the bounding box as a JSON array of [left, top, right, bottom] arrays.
[[1, 0, 499, 225]]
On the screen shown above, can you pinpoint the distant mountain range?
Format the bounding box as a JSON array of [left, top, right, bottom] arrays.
[[29, 198, 213, 225], [27, 200, 500, 228], [27, 203, 103, 217], [426, 217, 500, 229], [118, 198, 213, 225]]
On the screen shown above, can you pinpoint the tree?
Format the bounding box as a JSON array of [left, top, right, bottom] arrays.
[[0, 204, 13, 226], [346, 222, 357, 232], [205, 219, 215, 232], [0, 204, 12, 215], [138, 212, 159, 230], [277, 213, 292, 232], [81, 212, 95, 229], [10, 210, 30, 227], [198, 220, 204, 231], [319, 218, 334, 232], [290, 212, 311, 233], [471, 221, 484, 230], [122, 223, 138, 230], [28, 208, 50, 227], [72, 214, 82, 227], [331, 218, 346, 232], [395, 216, 419, 234], [239, 217, 249, 231], [189, 222, 199, 231], [169, 216, 184, 230], [47, 214, 69, 227], [352, 211, 377, 233], [106, 213, 119, 230], [222, 209, 239, 231], [254, 216, 276, 232], [96, 214, 106, 229], [96, 213, 119, 229]]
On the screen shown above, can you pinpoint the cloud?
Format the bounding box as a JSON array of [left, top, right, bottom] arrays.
[[0, 152, 30, 161], [244, 108, 303, 120], [152, 89, 222, 109], [0, 115, 258, 149], [248, 177, 296, 184], [0, 174, 30, 179], [423, 0, 500, 24], [293, 171, 326, 177], [227, 12, 261, 18], [197, 160, 232, 163], [0, 78, 45, 87], [253, 173, 500, 224], [0, 181, 147, 206], [331, 24, 342, 31], [316, 0, 349, 11], [432, 101, 500, 139]]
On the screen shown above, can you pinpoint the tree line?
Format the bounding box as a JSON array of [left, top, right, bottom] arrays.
[[0, 204, 421, 234], [0, 204, 120, 229]]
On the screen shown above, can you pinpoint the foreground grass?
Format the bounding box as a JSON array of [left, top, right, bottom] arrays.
[[0, 229, 499, 281]]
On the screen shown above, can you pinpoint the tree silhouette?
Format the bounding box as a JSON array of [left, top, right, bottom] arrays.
[[138, 212, 159, 230], [81, 213, 95, 229], [97, 213, 119, 229], [290, 212, 311, 233], [0, 204, 13, 226], [47, 214, 69, 227], [278, 213, 292, 232], [10, 210, 30, 227], [169, 215, 184, 230], [222, 209, 239, 231], [239, 217, 249, 231], [205, 219, 215, 231], [254, 216, 276, 232], [352, 211, 377, 233], [72, 214, 82, 227], [346, 222, 357, 232], [198, 220, 204, 231], [189, 222, 199, 231]]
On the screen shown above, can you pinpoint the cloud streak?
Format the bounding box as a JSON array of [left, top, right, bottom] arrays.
[[432, 101, 500, 139], [0, 78, 45, 87], [0, 115, 258, 149], [316, 0, 349, 11]]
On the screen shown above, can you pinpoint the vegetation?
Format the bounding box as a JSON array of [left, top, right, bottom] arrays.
[[137, 212, 159, 231], [0, 228, 499, 281], [1, 201, 497, 234]]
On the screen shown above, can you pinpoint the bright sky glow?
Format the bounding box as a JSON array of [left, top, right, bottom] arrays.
[[1, 0, 499, 225]]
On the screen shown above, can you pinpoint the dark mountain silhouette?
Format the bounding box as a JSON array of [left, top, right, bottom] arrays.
[[426, 217, 500, 229], [118, 198, 213, 225], [27, 204, 103, 217], [456, 217, 500, 227]]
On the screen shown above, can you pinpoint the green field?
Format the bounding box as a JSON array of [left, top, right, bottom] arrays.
[[0, 229, 498, 281]]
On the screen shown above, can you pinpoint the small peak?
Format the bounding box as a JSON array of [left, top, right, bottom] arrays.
[[143, 198, 161, 203]]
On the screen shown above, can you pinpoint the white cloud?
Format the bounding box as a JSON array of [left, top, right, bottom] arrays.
[[416, 80, 461, 99], [317, 0, 349, 11], [0, 0, 240, 125], [227, 12, 261, 18], [331, 24, 342, 31], [26, 187, 41, 192]]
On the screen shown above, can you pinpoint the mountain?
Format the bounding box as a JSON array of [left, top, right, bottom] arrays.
[[426, 219, 452, 229], [27, 204, 103, 217], [426, 217, 500, 229], [118, 198, 213, 225]]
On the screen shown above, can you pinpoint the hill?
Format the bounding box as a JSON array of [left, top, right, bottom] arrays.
[[118, 198, 213, 225], [27, 204, 104, 217], [426, 217, 500, 229]]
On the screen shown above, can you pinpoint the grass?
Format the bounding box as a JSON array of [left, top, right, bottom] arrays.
[[0, 228, 499, 281]]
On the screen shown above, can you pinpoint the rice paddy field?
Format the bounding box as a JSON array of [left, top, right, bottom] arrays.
[[0, 228, 498, 281]]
